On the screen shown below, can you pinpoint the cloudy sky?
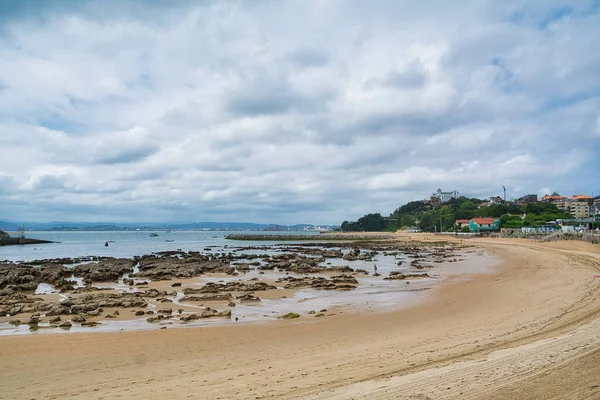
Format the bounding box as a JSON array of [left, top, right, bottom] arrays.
[[0, 0, 599, 224]]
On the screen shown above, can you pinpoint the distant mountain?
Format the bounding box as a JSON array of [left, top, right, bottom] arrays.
[[0, 221, 19, 231], [0, 220, 336, 232]]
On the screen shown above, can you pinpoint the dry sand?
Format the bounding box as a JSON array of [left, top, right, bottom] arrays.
[[1, 236, 600, 399]]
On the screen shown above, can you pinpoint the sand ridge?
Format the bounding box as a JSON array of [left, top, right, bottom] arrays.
[[1, 237, 599, 399]]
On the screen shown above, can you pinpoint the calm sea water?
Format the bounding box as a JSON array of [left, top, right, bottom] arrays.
[[0, 231, 321, 262]]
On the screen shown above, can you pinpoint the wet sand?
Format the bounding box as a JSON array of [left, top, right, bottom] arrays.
[[1, 237, 600, 399]]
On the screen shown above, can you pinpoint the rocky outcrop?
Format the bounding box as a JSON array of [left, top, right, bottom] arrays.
[[0, 264, 41, 291], [237, 294, 260, 303], [277, 275, 358, 290], [61, 293, 147, 314], [180, 307, 231, 321], [72, 258, 135, 283], [181, 293, 233, 302], [183, 281, 276, 295]]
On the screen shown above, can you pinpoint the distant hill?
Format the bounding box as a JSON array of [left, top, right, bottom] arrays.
[[0, 221, 19, 231], [0, 220, 335, 232]]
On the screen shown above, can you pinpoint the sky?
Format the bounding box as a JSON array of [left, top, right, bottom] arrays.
[[0, 0, 599, 225]]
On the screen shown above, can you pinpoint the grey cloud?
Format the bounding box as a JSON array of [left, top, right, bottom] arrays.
[[227, 90, 299, 116], [287, 49, 329, 68], [30, 174, 66, 190], [94, 144, 160, 165], [367, 62, 428, 90], [226, 82, 329, 117]]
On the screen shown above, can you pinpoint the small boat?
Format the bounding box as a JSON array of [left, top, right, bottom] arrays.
[[165, 239, 175, 242], [104, 242, 109, 247], [150, 233, 159, 237]]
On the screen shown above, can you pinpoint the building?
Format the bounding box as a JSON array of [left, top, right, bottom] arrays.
[[518, 194, 538, 204], [406, 226, 421, 233], [454, 219, 471, 229], [569, 195, 592, 219], [431, 188, 460, 204], [469, 218, 500, 233], [541, 192, 568, 210], [593, 195, 600, 217], [488, 196, 503, 205]]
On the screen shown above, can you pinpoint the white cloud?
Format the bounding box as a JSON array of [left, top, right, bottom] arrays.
[[0, 0, 599, 224]]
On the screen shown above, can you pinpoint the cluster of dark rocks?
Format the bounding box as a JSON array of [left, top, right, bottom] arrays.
[[276, 274, 359, 290]]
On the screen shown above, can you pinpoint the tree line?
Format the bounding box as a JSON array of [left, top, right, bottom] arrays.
[[340, 197, 572, 232]]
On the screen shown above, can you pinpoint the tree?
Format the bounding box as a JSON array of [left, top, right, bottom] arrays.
[[400, 214, 415, 227], [356, 213, 386, 231]]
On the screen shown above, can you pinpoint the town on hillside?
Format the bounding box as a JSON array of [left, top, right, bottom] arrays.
[[340, 188, 600, 235]]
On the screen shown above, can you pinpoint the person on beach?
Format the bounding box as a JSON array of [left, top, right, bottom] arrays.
[[373, 264, 377, 274]]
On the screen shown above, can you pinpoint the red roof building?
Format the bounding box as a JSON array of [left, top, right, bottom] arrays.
[[472, 218, 497, 225]]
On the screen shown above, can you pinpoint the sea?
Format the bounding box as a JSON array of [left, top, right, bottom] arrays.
[[0, 230, 321, 262]]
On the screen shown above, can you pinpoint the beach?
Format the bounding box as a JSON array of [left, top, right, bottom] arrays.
[[1, 235, 599, 399]]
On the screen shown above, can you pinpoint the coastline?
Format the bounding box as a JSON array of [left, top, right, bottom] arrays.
[[1, 237, 599, 399]]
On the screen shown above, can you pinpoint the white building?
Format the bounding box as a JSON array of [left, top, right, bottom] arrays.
[[432, 188, 460, 203]]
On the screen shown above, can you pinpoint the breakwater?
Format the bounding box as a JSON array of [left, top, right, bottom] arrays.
[[0, 237, 53, 246], [225, 234, 398, 241]]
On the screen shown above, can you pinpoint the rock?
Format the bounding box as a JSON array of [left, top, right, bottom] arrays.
[[217, 309, 231, 317], [171, 282, 182, 287], [181, 293, 232, 302], [146, 316, 166, 323], [237, 294, 260, 303], [81, 321, 100, 327], [28, 315, 40, 324], [8, 319, 21, 326], [227, 301, 236, 307], [315, 313, 325, 317], [59, 285, 75, 292], [200, 308, 217, 318], [183, 281, 276, 295], [59, 321, 72, 329], [105, 314, 117, 318], [49, 316, 61, 323], [85, 309, 103, 317], [157, 308, 172, 314], [180, 314, 199, 322], [384, 271, 406, 280], [46, 303, 70, 316], [72, 315, 86, 323], [307, 310, 316, 314], [65, 292, 148, 313], [281, 312, 300, 319], [135, 310, 145, 316], [143, 289, 162, 298], [72, 258, 135, 283]]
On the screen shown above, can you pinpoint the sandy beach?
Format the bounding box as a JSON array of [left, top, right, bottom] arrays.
[[1, 235, 600, 399]]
